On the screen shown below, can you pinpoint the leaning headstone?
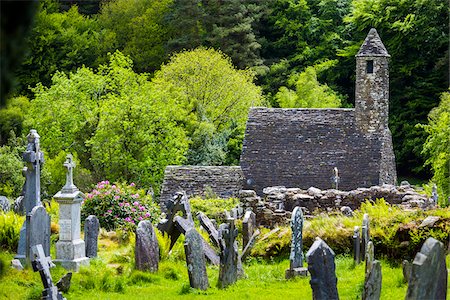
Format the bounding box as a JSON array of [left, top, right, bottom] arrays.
[[16, 130, 44, 262], [11, 259, 24, 271], [361, 214, 370, 261], [362, 260, 382, 300], [405, 237, 447, 300], [353, 226, 361, 265], [54, 154, 89, 271], [184, 228, 209, 290], [31, 244, 66, 300], [0, 196, 10, 212], [241, 229, 260, 260], [285, 206, 308, 278], [135, 220, 159, 272], [217, 218, 238, 289], [56, 273, 72, 293], [84, 215, 100, 258], [26, 206, 51, 265], [242, 210, 256, 251], [306, 237, 339, 300], [197, 212, 220, 248]]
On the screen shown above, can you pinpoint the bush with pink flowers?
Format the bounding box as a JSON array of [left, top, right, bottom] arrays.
[[81, 181, 160, 231]]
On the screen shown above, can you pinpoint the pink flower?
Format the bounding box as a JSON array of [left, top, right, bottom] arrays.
[[125, 202, 130, 207], [105, 180, 110, 185], [145, 212, 150, 217], [130, 182, 136, 187], [119, 202, 124, 207], [87, 194, 93, 199], [133, 201, 139, 206], [131, 194, 139, 199], [125, 217, 132, 222], [139, 216, 143, 221], [112, 185, 116, 189], [107, 209, 112, 213], [139, 206, 145, 211], [131, 208, 136, 212], [114, 196, 120, 200]]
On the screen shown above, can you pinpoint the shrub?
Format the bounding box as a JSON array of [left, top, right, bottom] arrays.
[[0, 145, 25, 198], [81, 181, 160, 231], [0, 211, 24, 252], [190, 196, 239, 224]]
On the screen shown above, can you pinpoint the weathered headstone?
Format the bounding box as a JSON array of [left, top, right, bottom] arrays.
[[353, 226, 361, 265], [135, 220, 159, 272], [31, 244, 66, 300], [16, 130, 45, 262], [56, 273, 72, 293], [84, 215, 100, 258], [361, 213, 370, 261], [26, 206, 51, 265], [184, 228, 209, 290], [242, 210, 256, 251], [0, 196, 10, 212], [332, 167, 340, 190], [365, 241, 374, 275], [402, 260, 411, 283], [54, 154, 89, 271], [405, 237, 447, 300], [306, 237, 339, 300], [362, 260, 382, 300], [197, 212, 220, 248], [240, 229, 260, 260], [431, 184, 438, 205], [217, 218, 238, 289], [285, 206, 308, 279]]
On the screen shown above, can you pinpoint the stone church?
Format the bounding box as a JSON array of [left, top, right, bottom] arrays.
[[160, 29, 397, 202]]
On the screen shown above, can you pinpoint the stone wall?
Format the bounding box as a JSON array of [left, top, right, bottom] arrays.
[[159, 166, 244, 209], [240, 108, 392, 195]]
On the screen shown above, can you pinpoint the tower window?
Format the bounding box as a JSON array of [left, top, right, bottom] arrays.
[[366, 60, 374, 74]]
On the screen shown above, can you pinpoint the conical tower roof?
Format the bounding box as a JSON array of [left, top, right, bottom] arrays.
[[356, 28, 390, 57]]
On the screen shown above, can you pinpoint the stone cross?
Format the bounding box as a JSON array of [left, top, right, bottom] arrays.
[[84, 215, 100, 258], [184, 228, 209, 290], [306, 237, 339, 300], [285, 206, 308, 278], [31, 244, 65, 300], [217, 218, 238, 289], [405, 237, 447, 300], [361, 213, 370, 261], [135, 220, 159, 272], [62, 154, 77, 193], [23, 129, 44, 214], [353, 226, 361, 265], [332, 167, 340, 190], [53, 157, 89, 271]]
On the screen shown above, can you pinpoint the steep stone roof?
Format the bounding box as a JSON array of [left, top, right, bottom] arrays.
[[240, 108, 386, 194], [357, 28, 390, 57]]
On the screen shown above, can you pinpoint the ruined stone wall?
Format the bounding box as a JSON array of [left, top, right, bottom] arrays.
[[159, 166, 244, 208], [240, 108, 386, 195]]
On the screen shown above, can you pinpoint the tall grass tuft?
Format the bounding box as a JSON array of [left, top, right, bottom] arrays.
[[0, 211, 24, 251]]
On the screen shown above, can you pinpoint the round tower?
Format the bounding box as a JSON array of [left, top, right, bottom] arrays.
[[355, 28, 390, 133]]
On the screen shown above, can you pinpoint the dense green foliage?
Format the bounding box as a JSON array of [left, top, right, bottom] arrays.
[[0, 145, 25, 198], [421, 92, 450, 203], [0, 211, 24, 252], [81, 181, 160, 231]]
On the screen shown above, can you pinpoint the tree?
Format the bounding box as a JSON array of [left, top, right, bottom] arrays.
[[152, 47, 263, 165], [98, 0, 173, 73], [275, 61, 343, 108], [25, 51, 188, 192], [15, 3, 103, 96], [421, 92, 450, 204]]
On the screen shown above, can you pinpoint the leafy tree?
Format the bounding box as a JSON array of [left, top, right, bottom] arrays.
[[0, 96, 30, 146], [275, 61, 343, 108], [342, 0, 449, 178], [26, 51, 188, 192], [98, 0, 173, 73], [0, 145, 25, 198], [15, 3, 103, 95], [152, 47, 263, 165], [420, 92, 450, 204]]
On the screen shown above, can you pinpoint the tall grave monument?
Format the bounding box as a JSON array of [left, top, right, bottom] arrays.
[[53, 154, 89, 271], [16, 130, 50, 265]]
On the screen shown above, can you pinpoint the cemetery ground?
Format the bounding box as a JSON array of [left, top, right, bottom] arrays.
[[0, 199, 449, 299]]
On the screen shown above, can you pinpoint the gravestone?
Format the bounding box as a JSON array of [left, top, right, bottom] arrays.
[[285, 206, 308, 278], [31, 244, 65, 300], [332, 167, 340, 190], [16, 130, 45, 261], [135, 220, 159, 272], [362, 260, 382, 300], [26, 206, 51, 265], [241, 229, 260, 260], [402, 260, 411, 283], [361, 214, 370, 261], [0, 196, 10, 212], [306, 237, 339, 300], [242, 210, 256, 251], [405, 237, 447, 300], [56, 273, 72, 293], [431, 184, 438, 205], [54, 154, 89, 271], [197, 212, 220, 248], [365, 241, 374, 275], [217, 218, 238, 289], [353, 226, 361, 265], [84, 215, 100, 258], [184, 228, 209, 290]]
